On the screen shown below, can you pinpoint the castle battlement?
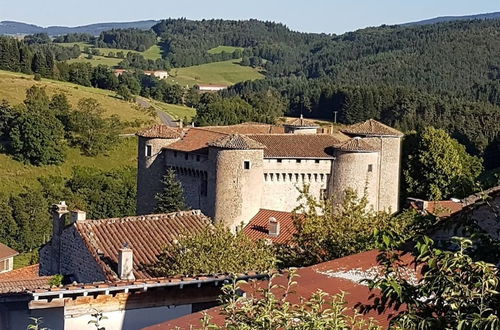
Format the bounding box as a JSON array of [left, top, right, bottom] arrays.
[[136, 119, 403, 229]]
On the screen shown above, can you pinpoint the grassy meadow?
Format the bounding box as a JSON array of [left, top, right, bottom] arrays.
[[151, 100, 196, 121], [207, 45, 244, 54], [168, 59, 264, 87], [0, 70, 158, 127], [0, 137, 138, 195]]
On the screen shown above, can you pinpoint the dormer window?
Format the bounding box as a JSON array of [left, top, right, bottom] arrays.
[[145, 145, 152, 157]]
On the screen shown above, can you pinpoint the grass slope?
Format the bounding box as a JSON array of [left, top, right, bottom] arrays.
[[151, 100, 196, 121], [58, 42, 162, 63], [207, 46, 244, 54], [168, 59, 264, 87], [0, 70, 158, 127], [67, 54, 122, 67], [0, 137, 138, 195]]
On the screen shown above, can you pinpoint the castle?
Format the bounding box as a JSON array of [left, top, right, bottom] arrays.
[[136, 118, 403, 229]]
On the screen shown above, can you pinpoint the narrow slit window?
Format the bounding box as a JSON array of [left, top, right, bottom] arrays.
[[145, 145, 152, 157], [368, 164, 373, 172], [244, 161, 251, 170]]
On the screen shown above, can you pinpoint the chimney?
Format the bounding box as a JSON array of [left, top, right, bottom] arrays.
[[118, 244, 135, 281], [52, 201, 69, 237], [70, 210, 86, 223], [268, 217, 280, 237], [51, 201, 69, 274]]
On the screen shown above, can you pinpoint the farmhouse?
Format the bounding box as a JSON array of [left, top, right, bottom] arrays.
[[0, 243, 17, 274], [196, 84, 228, 92], [136, 119, 404, 230]]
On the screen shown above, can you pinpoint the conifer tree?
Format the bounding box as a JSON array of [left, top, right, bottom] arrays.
[[155, 168, 187, 213]]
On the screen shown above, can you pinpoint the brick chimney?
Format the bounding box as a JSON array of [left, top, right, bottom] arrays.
[[51, 201, 69, 274], [70, 210, 86, 223], [268, 217, 280, 237], [118, 244, 135, 281]]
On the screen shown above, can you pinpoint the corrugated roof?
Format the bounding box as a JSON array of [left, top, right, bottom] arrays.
[[243, 209, 298, 244], [248, 134, 349, 158], [209, 134, 266, 150], [334, 137, 380, 152], [75, 210, 210, 280], [136, 125, 183, 139], [342, 119, 404, 137], [0, 243, 17, 260]]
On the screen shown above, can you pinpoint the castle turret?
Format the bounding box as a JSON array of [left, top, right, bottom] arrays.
[[341, 119, 403, 212], [208, 134, 266, 230], [136, 125, 182, 214], [330, 138, 381, 210]]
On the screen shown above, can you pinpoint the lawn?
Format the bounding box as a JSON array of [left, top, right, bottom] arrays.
[[168, 59, 264, 87], [67, 54, 122, 67], [0, 137, 138, 195], [0, 70, 158, 128], [207, 46, 244, 54]]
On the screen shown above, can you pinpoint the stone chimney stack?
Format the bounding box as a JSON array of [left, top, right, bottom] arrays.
[[268, 217, 280, 237], [70, 210, 86, 223], [51, 201, 69, 274], [118, 244, 135, 281]]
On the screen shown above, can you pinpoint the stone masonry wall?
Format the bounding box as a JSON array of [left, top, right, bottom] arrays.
[[377, 137, 402, 213], [261, 158, 332, 211]]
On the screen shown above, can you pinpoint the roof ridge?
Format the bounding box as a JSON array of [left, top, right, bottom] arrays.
[[79, 210, 205, 224]]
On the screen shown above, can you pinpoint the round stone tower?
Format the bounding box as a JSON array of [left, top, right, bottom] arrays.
[[207, 134, 266, 231], [341, 119, 403, 213], [136, 125, 182, 215], [330, 137, 381, 210]]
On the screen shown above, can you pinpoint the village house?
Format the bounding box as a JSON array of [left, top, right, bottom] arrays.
[[136, 119, 404, 230], [0, 243, 18, 274], [113, 69, 169, 79]]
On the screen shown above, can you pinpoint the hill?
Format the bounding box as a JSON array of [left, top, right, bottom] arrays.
[[403, 11, 500, 26], [0, 20, 159, 36], [0, 70, 159, 130], [168, 59, 264, 87]]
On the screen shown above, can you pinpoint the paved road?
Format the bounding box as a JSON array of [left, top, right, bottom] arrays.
[[136, 97, 177, 127]]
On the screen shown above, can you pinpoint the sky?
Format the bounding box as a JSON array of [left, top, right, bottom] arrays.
[[1, 0, 499, 34]]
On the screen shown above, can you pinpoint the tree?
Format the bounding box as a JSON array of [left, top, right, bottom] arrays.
[[281, 188, 417, 267], [365, 235, 499, 329], [116, 85, 133, 102], [155, 168, 187, 213], [202, 271, 381, 329], [147, 223, 276, 276], [0, 195, 19, 249], [68, 98, 121, 156], [9, 108, 66, 165], [403, 127, 483, 200]]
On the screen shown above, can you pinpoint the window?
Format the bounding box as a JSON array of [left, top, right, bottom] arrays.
[[368, 164, 373, 172], [145, 145, 152, 157], [277, 159, 282, 163], [0, 259, 8, 272], [296, 159, 301, 163], [196, 155, 200, 162], [320, 189, 327, 200], [174, 151, 178, 157], [315, 159, 320, 164], [244, 161, 251, 170], [185, 153, 189, 160]]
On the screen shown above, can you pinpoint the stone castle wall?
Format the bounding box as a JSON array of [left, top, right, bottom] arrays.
[[377, 137, 402, 212], [136, 137, 179, 215], [330, 151, 380, 210], [261, 158, 332, 211]]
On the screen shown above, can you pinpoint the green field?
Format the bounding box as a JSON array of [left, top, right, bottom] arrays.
[[168, 59, 264, 87], [151, 100, 196, 121], [57, 42, 162, 62], [0, 137, 138, 195], [208, 46, 244, 54], [67, 54, 123, 67], [0, 70, 158, 128]]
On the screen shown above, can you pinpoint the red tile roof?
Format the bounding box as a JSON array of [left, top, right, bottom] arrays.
[[334, 137, 380, 152], [342, 119, 404, 137], [0, 243, 17, 260], [0, 264, 52, 293], [425, 201, 465, 217], [75, 210, 210, 281], [243, 209, 298, 244], [202, 123, 285, 134], [248, 134, 349, 158], [283, 116, 319, 127], [209, 134, 266, 150], [136, 125, 183, 139], [148, 249, 418, 329], [166, 128, 227, 154]]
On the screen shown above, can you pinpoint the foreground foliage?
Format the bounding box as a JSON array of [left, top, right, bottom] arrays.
[[198, 271, 381, 330], [147, 223, 276, 276]]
